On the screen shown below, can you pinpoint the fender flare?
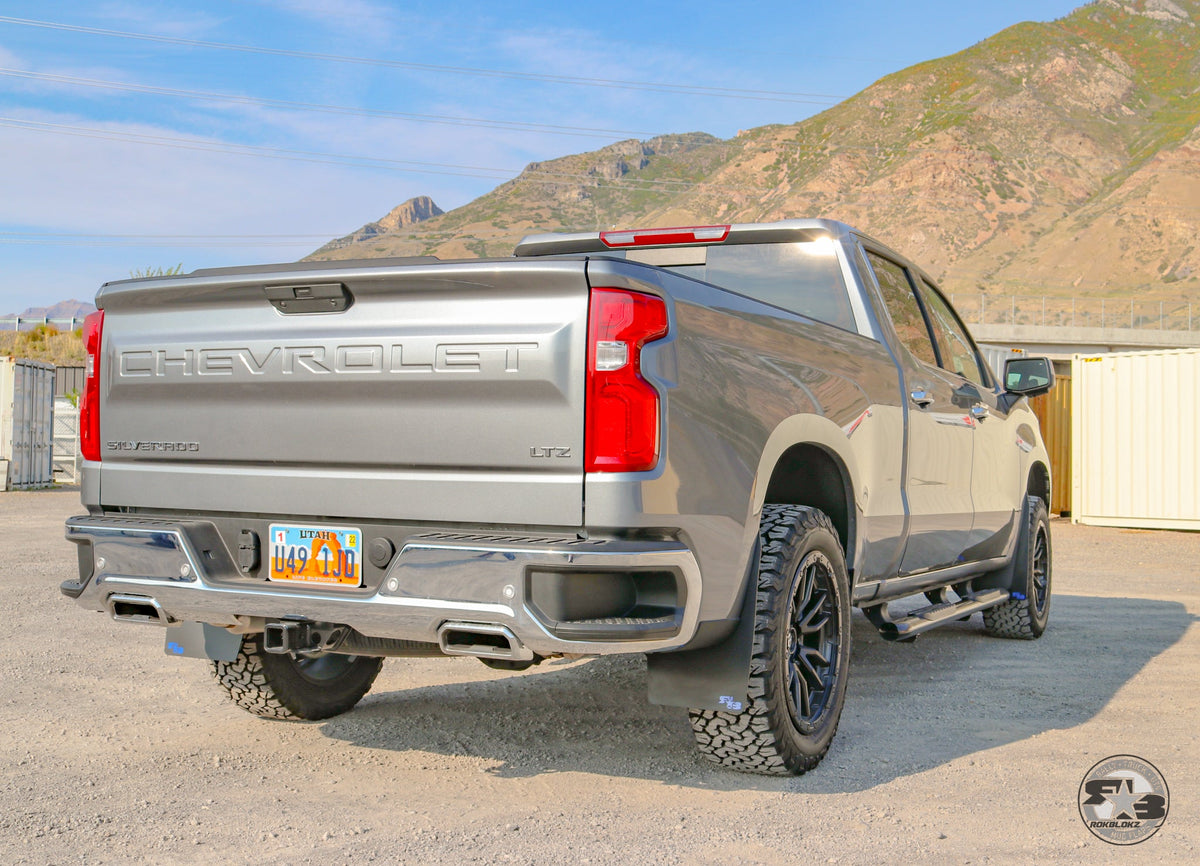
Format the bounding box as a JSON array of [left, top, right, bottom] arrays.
[[647, 415, 863, 711]]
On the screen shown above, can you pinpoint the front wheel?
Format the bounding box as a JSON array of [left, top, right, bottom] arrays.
[[689, 505, 851, 775], [983, 495, 1052, 640], [212, 635, 383, 720]]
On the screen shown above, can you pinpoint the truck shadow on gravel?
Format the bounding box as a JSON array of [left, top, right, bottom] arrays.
[[319, 594, 1192, 793]]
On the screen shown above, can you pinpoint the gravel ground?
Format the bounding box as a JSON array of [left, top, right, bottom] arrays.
[[1, 489, 1197, 864]]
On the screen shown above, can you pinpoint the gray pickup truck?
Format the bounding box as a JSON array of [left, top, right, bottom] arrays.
[[62, 219, 1055, 775]]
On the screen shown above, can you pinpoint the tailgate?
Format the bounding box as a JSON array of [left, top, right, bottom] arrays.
[[94, 259, 588, 526]]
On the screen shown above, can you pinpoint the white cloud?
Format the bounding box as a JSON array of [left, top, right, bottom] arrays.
[[0, 45, 27, 70], [93, 2, 227, 38], [0, 111, 496, 234], [0, 108, 499, 310], [250, 0, 399, 41]]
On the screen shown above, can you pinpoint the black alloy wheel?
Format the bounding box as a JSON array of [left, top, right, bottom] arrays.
[[785, 551, 840, 731]]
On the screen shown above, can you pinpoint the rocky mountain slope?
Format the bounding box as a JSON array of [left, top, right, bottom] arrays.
[[313, 196, 444, 255], [308, 1, 1200, 303]]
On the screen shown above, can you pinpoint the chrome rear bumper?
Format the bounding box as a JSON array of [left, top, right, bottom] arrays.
[[64, 516, 702, 656]]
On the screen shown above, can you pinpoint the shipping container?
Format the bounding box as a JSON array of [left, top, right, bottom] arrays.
[[1029, 373, 1071, 516], [0, 357, 57, 489], [1072, 348, 1200, 530], [977, 344, 1024, 383]]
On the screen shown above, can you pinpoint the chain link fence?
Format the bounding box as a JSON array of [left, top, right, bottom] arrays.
[[950, 295, 1196, 331]]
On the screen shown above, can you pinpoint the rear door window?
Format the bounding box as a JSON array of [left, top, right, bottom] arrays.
[[914, 279, 985, 386], [865, 251, 938, 368]]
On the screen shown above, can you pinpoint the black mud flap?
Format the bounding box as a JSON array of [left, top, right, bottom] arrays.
[[645, 545, 757, 712], [974, 495, 1033, 594], [165, 622, 242, 662]]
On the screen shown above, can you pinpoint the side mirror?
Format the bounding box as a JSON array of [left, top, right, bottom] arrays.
[[1004, 356, 1055, 398]]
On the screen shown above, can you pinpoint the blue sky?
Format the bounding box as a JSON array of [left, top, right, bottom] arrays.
[[0, 0, 1085, 313]]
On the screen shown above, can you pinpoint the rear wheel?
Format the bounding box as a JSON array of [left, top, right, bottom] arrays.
[[983, 496, 1052, 640], [212, 635, 383, 720], [689, 505, 851, 775]]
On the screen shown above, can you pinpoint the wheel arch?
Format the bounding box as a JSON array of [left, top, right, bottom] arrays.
[[753, 415, 859, 573], [647, 419, 860, 716], [1028, 460, 1051, 509]]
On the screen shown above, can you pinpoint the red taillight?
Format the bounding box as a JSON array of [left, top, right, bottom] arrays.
[[80, 310, 104, 463], [585, 288, 669, 472], [599, 225, 730, 248]]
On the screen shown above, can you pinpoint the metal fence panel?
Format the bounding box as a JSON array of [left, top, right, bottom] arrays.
[[55, 366, 85, 399], [52, 397, 80, 484], [1072, 348, 1200, 530]]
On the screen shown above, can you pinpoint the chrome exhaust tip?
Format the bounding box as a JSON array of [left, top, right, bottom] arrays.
[[107, 593, 174, 626], [438, 622, 534, 662]]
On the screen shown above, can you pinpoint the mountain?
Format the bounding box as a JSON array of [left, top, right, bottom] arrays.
[[307, 1, 1200, 302], [4, 299, 96, 323], [312, 195, 444, 255]]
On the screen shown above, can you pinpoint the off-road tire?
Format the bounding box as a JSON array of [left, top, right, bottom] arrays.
[[212, 635, 383, 720], [688, 505, 851, 775], [983, 495, 1052, 640]]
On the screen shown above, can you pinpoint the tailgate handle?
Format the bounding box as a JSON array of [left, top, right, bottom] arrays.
[[265, 282, 352, 314]]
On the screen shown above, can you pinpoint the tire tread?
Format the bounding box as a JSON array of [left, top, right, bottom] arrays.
[[983, 495, 1051, 640], [688, 504, 848, 776], [211, 637, 382, 721]]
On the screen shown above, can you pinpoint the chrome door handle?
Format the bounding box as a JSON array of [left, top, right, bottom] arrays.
[[910, 389, 934, 408], [970, 404, 990, 421]]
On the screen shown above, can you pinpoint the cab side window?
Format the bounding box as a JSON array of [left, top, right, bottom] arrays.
[[914, 280, 985, 387], [864, 251, 937, 368]]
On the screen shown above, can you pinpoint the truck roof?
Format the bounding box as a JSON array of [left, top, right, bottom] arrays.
[[100, 219, 865, 289], [514, 219, 857, 257]]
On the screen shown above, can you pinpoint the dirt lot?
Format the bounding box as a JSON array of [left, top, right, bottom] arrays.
[[1, 489, 1197, 864]]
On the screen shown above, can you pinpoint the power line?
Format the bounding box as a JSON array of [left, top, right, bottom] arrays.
[[0, 232, 339, 238], [0, 67, 658, 140], [7, 116, 1200, 214], [0, 231, 339, 248], [0, 15, 847, 105], [0, 237, 322, 247], [0, 116, 519, 179], [0, 115, 751, 190]]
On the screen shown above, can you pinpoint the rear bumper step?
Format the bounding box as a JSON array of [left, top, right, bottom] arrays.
[[64, 515, 702, 657]]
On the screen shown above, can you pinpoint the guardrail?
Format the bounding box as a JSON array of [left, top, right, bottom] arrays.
[[0, 316, 87, 332], [950, 295, 1196, 332]]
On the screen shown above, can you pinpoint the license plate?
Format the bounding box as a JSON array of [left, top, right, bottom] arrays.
[[267, 523, 362, 587]]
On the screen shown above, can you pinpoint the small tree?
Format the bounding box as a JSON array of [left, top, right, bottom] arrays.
[[129, 263, 184, 278]]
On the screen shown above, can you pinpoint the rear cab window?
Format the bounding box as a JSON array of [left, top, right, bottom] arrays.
[[616, 239, 858, 332]]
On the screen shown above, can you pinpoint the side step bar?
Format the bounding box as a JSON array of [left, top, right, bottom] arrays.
[[866, 588, 1010, 642]]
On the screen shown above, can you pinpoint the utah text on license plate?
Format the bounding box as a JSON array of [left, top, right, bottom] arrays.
[[268, 524, 362, 587]]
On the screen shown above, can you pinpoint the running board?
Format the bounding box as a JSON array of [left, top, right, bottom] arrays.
[[865, 588, 1010, 642]]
